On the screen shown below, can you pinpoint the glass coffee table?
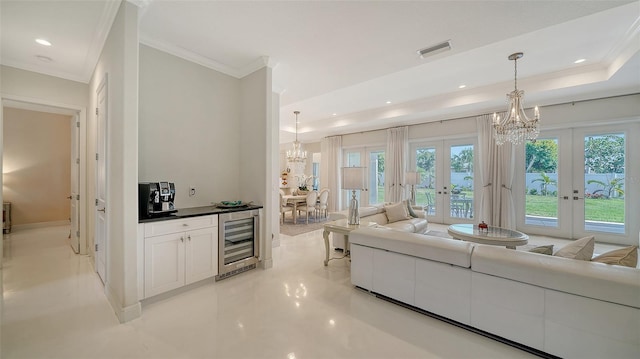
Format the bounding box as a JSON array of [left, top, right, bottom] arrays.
[[447, 223, 528, 249]]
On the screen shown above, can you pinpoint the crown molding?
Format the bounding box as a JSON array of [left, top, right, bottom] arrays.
[[81, 0, 121, 82], [139, 35, 271, 79]]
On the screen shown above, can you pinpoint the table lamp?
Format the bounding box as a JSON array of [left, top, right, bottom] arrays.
[[342, 166, 366, 225], [405, 171, 420, 205]]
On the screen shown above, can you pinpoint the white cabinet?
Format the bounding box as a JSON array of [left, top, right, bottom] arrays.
[[142, 215, 218, 298]]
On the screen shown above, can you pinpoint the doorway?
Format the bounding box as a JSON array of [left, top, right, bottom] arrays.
[[410, 138, 477, 224], [515, 122, 640, 245], [1, 97, 88, 256]]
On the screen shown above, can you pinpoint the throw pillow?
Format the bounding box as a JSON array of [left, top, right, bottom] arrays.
[[554, 236, 595, 261], [528, 245, 554, 255], [404, 200, 419, 218], [591, 246, 638, 268], [385, 202, 411, 223]]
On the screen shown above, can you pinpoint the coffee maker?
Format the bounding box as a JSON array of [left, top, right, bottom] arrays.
[[139, 182, 177, 219]]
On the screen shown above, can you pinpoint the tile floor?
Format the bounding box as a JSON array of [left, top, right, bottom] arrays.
[[0, 223, 625, 358]]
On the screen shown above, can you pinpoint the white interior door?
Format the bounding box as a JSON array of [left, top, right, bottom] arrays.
[[95, 77, 108, 284], [69, 114, 80, 253]]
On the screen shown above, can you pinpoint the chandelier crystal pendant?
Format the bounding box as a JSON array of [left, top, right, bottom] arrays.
[[493, 52, 540, 145], [286, 111, 307, 163]]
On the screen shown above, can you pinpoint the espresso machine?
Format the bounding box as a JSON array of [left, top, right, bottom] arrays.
[[139, 182, 177, 219]]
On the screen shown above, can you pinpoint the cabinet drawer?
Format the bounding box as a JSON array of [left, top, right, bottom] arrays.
[[144, 215, 218, 237]]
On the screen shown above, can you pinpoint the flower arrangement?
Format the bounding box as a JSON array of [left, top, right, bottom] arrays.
[[296, 174, 315, 191]]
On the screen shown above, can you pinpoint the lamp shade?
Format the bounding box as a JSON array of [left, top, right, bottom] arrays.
[[342, 167, 366, 190], [405, 171, 420, 185]]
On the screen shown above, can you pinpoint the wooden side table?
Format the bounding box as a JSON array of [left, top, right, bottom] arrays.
[[323, 219, 376, 266]]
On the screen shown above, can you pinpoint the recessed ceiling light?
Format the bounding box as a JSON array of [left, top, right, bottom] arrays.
[[459, 84, 466, 89], [36, 55, 53, 63], [332, 113, 337, 116], [386, 101, 392, 104], [574, 58, 586, 64], [35, 38, 51, 46]]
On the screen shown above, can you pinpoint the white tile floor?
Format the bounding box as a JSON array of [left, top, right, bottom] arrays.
[[1, 223, 622, 358]]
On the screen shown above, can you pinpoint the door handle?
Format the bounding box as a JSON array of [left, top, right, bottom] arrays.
[[573, 196, 584, 200], [187, 235, 191, 241], [180, 236, 184, 242], [67, 196, 73, 199], [97, 208, 106, 212]]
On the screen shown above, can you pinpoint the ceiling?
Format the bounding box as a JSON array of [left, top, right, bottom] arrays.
[[2, 1, 639, 144]]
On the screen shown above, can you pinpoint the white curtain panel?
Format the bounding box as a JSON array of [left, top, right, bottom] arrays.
[[476, 113, 516, 229], [476, 114, 494, 224], [321, 136, 342, 212], [385, 126, 408, 203]]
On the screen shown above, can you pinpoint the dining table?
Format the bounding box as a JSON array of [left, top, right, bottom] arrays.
[[282, 194, 308, 224]]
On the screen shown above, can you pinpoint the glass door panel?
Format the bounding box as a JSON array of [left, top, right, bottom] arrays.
[[368, 150, 385, 205], [415, 146, 437, 217], [580, 132, 625, 235], [343, 147, 384, 208], [449, 144, 474, 220], [524, 138, 559, 228]]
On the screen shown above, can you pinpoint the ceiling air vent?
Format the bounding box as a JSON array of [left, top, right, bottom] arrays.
[[417, 40, 452, 59]]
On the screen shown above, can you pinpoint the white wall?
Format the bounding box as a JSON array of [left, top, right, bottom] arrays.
[[1, 65, 89, 106], [239, 67, 273, 268], [88, 0, 140, 323], [138, 44, 241, 207]]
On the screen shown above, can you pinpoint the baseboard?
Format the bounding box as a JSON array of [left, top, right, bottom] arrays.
[[261, 258, 273, 269], [12, 220, 69, 231], [105, 282, 141, 323]]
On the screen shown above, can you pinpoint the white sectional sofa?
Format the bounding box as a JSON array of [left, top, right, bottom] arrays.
[[329, 201, 428, 249], [349, 226, 640, 358]]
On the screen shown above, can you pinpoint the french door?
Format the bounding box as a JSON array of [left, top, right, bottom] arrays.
[[515, 123, 639, 245], [343, 147, 384, 208], [410, 138, 477, 224]]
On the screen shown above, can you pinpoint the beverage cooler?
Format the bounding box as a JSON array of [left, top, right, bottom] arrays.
[[217, 208, 261, 280]]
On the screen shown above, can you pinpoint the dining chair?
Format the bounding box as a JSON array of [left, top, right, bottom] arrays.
[[297, 191, 318, 224], [279, 191, 294, 224], [315, 189, 330, 220]]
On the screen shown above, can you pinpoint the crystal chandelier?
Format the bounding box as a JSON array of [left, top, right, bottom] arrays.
[[493, 52, 540, 145], [286, 111, 307, 163]]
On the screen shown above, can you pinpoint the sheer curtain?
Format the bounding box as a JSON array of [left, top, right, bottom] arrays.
[[321, 136, 342, 212], [385, 126, 408, 203], [476, 113, 516, 229]]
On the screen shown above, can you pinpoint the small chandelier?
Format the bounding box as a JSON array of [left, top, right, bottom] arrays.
[[286, 111, 307, 163], [493, 52, 540, 145]]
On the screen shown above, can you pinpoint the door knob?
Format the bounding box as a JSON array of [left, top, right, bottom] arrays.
[[67, 196, 73, 199]]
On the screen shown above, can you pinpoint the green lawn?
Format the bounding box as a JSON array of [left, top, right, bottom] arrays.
[[525, 195, 624, 223]]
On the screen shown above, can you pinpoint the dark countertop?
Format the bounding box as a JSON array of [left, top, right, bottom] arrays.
[[139, 204, 263, 223]]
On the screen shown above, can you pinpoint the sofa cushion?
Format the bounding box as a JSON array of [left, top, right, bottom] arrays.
[[349, 227, 475, 268], [528, 245, 554, 255], [554, 235, 594, 261], [471, 244, 640, 308], [385, 202, 411, 223], [383, 222, 416, 232], [592, 246, 638, 268]]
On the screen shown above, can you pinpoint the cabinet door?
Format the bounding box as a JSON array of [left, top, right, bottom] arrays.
[[185, 227, 218, 284], [144, 233, 185, 297]]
